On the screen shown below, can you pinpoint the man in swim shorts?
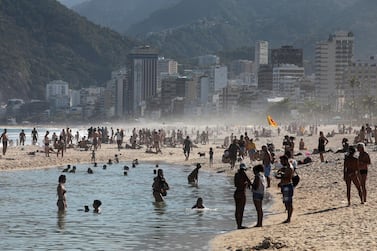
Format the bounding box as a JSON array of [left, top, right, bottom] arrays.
[[277, 155, 294, 223]]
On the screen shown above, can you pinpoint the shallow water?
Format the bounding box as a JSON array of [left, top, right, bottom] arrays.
[[0, 163, 269, 250]]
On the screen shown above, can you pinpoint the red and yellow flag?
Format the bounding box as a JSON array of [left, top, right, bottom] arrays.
[[267, 115, 278, 127]]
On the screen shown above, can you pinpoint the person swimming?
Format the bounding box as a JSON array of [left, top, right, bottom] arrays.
[[93, 200, 102, 213], [192, 197, 205, 209]]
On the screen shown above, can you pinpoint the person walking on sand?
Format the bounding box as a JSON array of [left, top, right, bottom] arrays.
[[357, 143, 371, 203], [234, 163, 252, 229], [318, 131, 329, 162], [0, 129, 8, 155], [44, 131, 50, 157], [183, 136, 192, 161], [343, 146, 363, 206], [276, 155, 294, 223], [252, 164, 266, 227], [31, 127, 38, 145], [19, 129, 26, 146], [228, 139, 240, 169], [57, 175, 67, 211], [209, 147, 214, 167]]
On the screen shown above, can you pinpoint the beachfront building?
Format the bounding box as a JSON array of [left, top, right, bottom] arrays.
[[160, 76, 197, 118], [104, 68, 129, 118], [198, 54, 219, 67], [79, 87, 105, 119], [343, 56, 377, 115], [255, 40, 269, 86], [157, 57, 178, 91], [127, 45, 159, 117], [315, 31, 354, 111], [271, 45, 303, 67], [213, 65, 228, 91], [229, 59, 256, 86], [272, 64, 305, 99], [257, 65, 273, 91], [46, 80, 70, 111]]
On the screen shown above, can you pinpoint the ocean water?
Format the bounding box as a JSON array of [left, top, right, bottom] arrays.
[[0, 162, 267, 250]]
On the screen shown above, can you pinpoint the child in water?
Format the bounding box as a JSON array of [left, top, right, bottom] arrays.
[[192, 197, 205, 209]]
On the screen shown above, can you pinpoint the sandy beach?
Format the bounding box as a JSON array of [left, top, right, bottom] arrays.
[[0, 125, 375, 251]]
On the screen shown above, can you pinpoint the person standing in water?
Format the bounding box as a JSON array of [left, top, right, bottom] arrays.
[[57, 175, 67, 211], [152, 169, 170, 202]]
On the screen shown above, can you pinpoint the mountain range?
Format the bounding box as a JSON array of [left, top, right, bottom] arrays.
[[0, 0, 136, 103], [74, 0, 377, 60]]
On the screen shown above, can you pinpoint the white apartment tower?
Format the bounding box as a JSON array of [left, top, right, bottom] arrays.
[[255, 40, 269, 86], [315, 31, 354, 111]]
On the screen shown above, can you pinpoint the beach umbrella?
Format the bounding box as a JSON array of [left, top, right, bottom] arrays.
[[267, 115, 278, 128]]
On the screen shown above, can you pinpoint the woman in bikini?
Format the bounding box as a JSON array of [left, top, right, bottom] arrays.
[[343, 146, 363, 206], [57, 175, 67, 211], [357, 143, 371, 203]]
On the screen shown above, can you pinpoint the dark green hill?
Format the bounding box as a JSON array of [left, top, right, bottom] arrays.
[[126, 0, 362, 59], [0, 0, 136, 103], [73, 0, 180, 33]]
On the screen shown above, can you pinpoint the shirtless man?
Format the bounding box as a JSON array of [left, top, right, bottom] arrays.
[[277, 155, 294, 223], [343, 146, 363, 206], [357, 143, 371, 203]]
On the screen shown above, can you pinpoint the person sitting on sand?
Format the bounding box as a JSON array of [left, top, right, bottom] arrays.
[[336, 138, 349, 154], [343, 146, 363, 206], [192, 197, 205, 209], [188, 163, 201, 184]]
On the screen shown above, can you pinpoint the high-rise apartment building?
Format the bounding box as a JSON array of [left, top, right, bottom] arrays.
[[315, 31, 354, 110], [255, 40, 269, 86], [127, 45, 158, 116], [271, 45, 303, 67], [272, 64, 304, 98]]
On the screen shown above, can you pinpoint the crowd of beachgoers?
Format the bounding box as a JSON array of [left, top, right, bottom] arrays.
[[0, 122, 375, 250]]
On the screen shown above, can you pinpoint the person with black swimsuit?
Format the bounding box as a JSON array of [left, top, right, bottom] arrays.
[[318, 131, 329, 162]]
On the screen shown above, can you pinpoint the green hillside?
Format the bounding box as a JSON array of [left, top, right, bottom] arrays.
[[0, 0, 136, 103]]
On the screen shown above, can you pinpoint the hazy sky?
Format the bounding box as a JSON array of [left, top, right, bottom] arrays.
[[57, 0, 88, 8]]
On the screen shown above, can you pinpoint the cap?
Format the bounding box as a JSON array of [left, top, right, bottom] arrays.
[[240, 163, 247, 170]]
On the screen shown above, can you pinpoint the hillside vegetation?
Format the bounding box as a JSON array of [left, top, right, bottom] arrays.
[[0, 0, 136, 102]]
